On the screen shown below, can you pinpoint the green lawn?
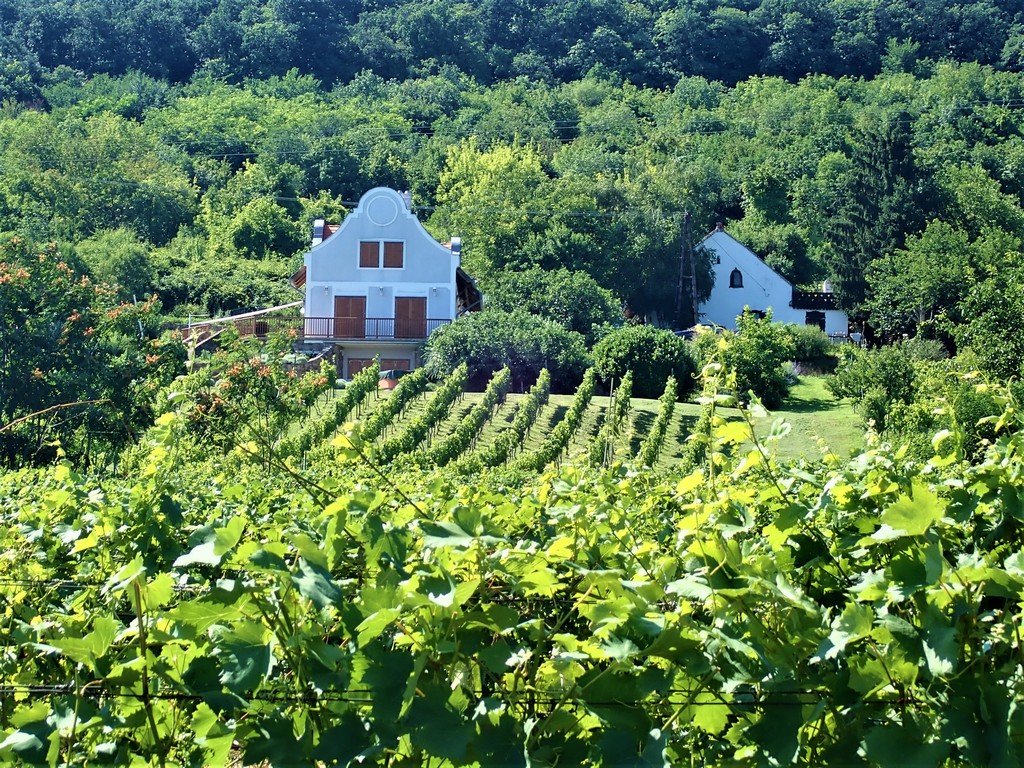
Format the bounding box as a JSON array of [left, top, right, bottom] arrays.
[[756, 376, 863, 460], [667, 375, 863, 463]]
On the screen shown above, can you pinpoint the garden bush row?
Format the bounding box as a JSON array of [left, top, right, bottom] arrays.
[[376, 364, 468, 462], [277, 360, 379, 458], [461, 368, 551, 472], [425, 367, 512, 467], [638, 375, 677, 466], [588, 370, 633, 466], [357, 367, 430, 444], [513, 368, 596, 472]]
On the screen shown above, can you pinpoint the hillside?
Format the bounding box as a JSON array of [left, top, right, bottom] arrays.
[[294, 373, 862, 473]]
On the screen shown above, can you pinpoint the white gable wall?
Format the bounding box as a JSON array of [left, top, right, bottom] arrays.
[[698, 230, 848, 335], [303, 187, 457, 320]]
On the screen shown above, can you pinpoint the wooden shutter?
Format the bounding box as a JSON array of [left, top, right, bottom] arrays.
[[347, 358, 374, 377], [394, 297, 427, 339], [383, 241, 404, 268], [359, 241, 379, 268], [334, 295, 366, 338]]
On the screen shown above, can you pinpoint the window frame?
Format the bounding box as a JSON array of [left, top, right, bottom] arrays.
[[382, 241, 405, 269], [357, 239, 406, 269], [359, 241, 380, 269], [729, 268, 743, 289]]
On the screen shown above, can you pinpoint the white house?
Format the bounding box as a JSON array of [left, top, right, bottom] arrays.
[[291, 187, 480, 378], [698, 225, 848, 335]]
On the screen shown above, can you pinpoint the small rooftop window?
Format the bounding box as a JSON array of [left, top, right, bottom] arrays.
[[729, 269, 743, 289]]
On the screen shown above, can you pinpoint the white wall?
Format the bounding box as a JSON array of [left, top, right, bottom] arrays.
[[698, 230, 847, 334], [304, 187, 458, 320]]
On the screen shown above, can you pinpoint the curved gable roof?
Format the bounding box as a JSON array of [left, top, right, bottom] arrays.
[[312, 187, 446, 253]]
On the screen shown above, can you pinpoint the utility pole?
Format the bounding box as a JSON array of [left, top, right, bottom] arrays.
[[687, 213, 699, 328], [675, 212, 699, 329]]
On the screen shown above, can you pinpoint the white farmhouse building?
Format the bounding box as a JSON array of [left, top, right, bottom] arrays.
[[291, 187, 480, 377], [698, 224, 848, 335]]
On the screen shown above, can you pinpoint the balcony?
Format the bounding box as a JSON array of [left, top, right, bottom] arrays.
[[791, 290, 840, 311], [225, 315, 450, 342]]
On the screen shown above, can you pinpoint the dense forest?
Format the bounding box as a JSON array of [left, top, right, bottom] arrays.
[[1, 0, 1022, 93], [4, 0, 1024, 452]]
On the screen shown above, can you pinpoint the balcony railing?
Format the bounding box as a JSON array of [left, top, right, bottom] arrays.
[[791, 290, 841, 310], [226, 315, 450, 341]]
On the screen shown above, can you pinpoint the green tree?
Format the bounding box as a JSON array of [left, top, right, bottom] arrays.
[[485, 267, 621, 343], [865, 221, 974, 337], [75, 228, 155, 300], [428, 139, 550, 277], [823, 111, 925, 310], [424, 309, 589, 393], [0, 238, 182, 465], [591, 324, 696, 399], [956, 267, 1024, 380]]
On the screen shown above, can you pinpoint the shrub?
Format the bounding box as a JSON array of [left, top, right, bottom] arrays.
[[486, 268, 622, 343], [423, 309, 589, 393], [693, 311, 795, 408], [827, 343, 916, 430], [901, 336, 948, 362], [592, 325, 696, 400], [784, 324, 837, 372]]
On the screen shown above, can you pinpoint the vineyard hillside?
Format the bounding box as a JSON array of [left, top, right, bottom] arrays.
[[294, 373, 862, 471]]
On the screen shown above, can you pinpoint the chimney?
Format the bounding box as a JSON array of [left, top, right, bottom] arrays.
[[401, 190, 413, 210], [450, 237, 462, 264], [714, 221, 725, 232], [311, 218, 325, 246]]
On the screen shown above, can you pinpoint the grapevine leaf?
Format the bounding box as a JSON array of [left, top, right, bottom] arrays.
[[356, 609, 402, 646], [191, 703, 234, 765], [666, 576, 713, 600], [745, 703, 803, 766], [848, 656, 891, 695], [216, 635, 274, 694], [862, 725, 949, 768], [52, 615, 120, 669], [815, 602, 874, 661], [921, 607, 957, 677], [292, 557, 343, 609], [175, 518, 246, 568], [638, 728, 670, 768], [313, 712, 374, 766], [420, 520, 476, 549], [103, 557, 145, 595], [169, 600, 243, 635], [399, 652, 429, 718], [0, 722, 52, 764], [601, 636, 640, 660], [874, 482, 945, 539], [242, 714, 313, 766], [691, 692, 730, 735]]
